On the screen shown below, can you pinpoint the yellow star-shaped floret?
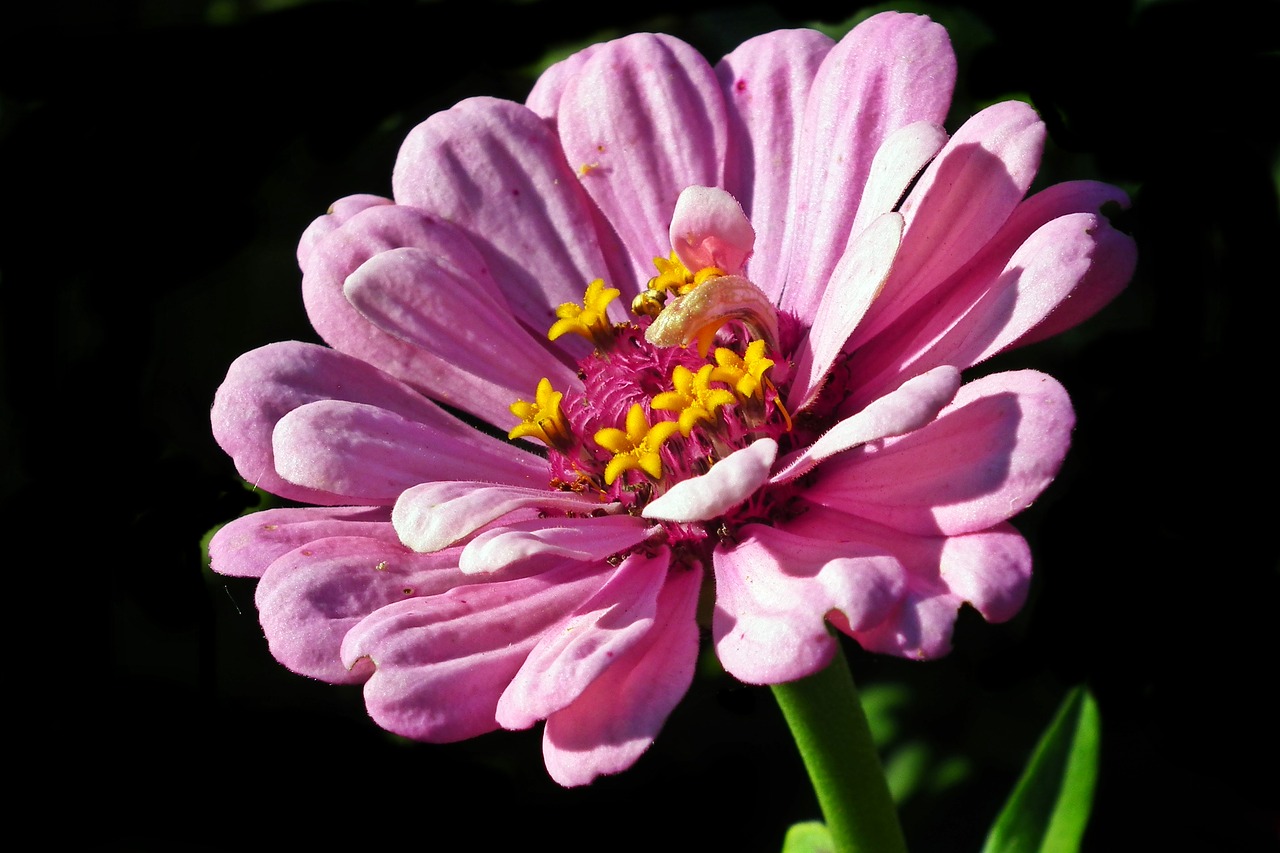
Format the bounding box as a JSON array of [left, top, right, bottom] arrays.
[[509, 378, 571, 450], [711, 339, 774, 399], [548, 279, 620, 347], [651, 364, 737, 437], [593, 403, 681, 485]]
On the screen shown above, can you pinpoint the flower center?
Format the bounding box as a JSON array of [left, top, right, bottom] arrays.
[[509, 249, 800, 548]]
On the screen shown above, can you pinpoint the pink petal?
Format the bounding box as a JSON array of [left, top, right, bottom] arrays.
[[772, 365, 961, 484], [458, 514, 657, 575], [643, 438, 777, 523], [341, 558, 613, 743], [301, 203, 539, 425], [525, 41, 606, 121], [297, 194, 392, 270], [555, 33, 728, 286], [668, 186, 755, 276], [804, 370, 1074, 536], [256, 537, 471, 684], [542, 561, 701, 786], [848, 100, 1046, 348], [777, 11, 955, 321], [712, 523, 907, 684], [845, 209, 1133, 409], [848, 121, 949, 238], [497, 549, 670, 729], [392, 97, 637, 313], [715, 28, 834, 296], [393, 481, 613, 553], [209, 505, 392, 578], [211, 340, 503, 505], [788, 211, 903, 412], [272, 399, 545, 503], [343, 246, 577, 405]]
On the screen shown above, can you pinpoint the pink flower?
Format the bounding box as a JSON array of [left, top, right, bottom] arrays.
[[209, 12, 1134, 786]]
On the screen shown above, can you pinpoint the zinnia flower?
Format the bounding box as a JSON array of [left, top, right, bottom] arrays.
[[209, 11, 1135, 786]]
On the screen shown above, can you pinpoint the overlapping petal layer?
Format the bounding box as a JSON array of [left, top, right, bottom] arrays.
[[210, 10, 1132, 787]]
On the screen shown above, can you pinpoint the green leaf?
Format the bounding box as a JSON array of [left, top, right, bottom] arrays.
[[782, 821, 835, 853], [981, 686, 1102, 853]]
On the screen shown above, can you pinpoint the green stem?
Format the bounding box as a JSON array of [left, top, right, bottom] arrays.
[[771, 642, 907, 853]]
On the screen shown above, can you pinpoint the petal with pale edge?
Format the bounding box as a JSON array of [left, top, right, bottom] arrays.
[[781, 506, 1032, 660], [458, 514, 657, 574], [712, 524, 907, 684], [341, 557, 613, 743], [643, 438, 777, 522], [778, 11, 955, 322], [805, 370, 1074, 536], [256, 537, 471, 684], [394, 481, 616, 553], [209, 505, 392, 579], [772, 365, 961, 484], [543, 561, 701, 786]]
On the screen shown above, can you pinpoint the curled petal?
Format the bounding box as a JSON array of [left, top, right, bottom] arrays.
[[806, 370, 1074, 536], [543, 560, 701, 786], [394, 481, 616, 553], [643, 438, 777, 522], [668, 185, 755, 276], [458, 514, 657, 575], [210, 505, 392, 579], [712, 524, 907, 684]]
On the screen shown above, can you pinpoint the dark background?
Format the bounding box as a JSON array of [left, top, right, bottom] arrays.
[[5, 0, 1277, 849]]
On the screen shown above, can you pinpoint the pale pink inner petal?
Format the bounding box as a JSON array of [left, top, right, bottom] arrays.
[[787, 211, 903, 412], [210, 505, 393, 578], [643, 438, 777, 523], [458, 514, 657, 575], [668, 185, 755, 275], [556, 33, 728, 286], [272, 399, 546, 503], [848, 121, 949, 237], [256, 537, 470, 684], [344, 246, 577, 403], [716, 28, 834, 296], [712, 523, 906, 684], [394, 481, 616, 554], [804, 370, 1074, 536], [497, 549, 670, 730], [542, 561, 701, 787], [772, 365, 960, 484], [341, 558, 613, 743]]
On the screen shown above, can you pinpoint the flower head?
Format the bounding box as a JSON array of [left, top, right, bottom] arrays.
[[210, 12, 1134, 786]]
